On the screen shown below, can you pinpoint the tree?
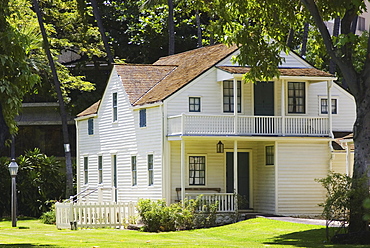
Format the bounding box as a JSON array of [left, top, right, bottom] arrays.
[[0, 0, 40, 147], [208, 0, 370, 233]]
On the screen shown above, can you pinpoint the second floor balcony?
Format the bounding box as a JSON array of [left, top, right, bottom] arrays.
[[167, 114, 329, 137]]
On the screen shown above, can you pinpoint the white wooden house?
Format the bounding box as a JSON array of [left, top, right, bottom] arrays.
[[75, 44, 355, 216]]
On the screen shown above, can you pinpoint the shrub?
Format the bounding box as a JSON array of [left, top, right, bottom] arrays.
[[316, 172, 352, 239], [137, 196, 218, 232], [40, 208, 56, 225]]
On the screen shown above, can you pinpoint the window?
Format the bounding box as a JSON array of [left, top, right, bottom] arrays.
[[265, 146, 274, 165], [131, 156, 137, 186], [112, 155, 117, 202], [88, 118, 94, 135], [189, 156, 206, 185], [113, 92, 118, 122], [288, 82, 305, 113], [148, 154, 154, 186], [189, 97, 201, 112], [321, 98, 338, 114], [139, 109, 146, 127], [223, 80, 241, 113], [84, 157, 88, 184], [358, 16, 366, 31], [98, 156, 103, 184]]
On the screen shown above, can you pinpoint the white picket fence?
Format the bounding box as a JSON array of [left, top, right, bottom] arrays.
[[55, 201, 137, 229]]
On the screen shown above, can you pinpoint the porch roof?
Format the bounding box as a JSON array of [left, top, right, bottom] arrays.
[[216, 66, 334, 78]]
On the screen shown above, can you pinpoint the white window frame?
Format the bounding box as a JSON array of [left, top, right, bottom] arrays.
[[222, 80, 242, 113], [287, 81, 306, 114], [188, 154, 207, 186], [131, 155, 137, 186], [189, 96, 201, 112], [265, 145, 275, 166], [112, 92, 118, 122], [88, 118, 94, 135], [139, 109, 147, 128], [98, 155, 103, 184], [83, 156, 88, 185], [148, 154, 154, 186], [319, 96, 338, 115]]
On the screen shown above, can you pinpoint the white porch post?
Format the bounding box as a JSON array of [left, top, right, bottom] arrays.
[[233, 78, 238, 134], [233, 140, 238, 195], [327, 80, 333, 138], [180, 139, 186, 203], [281, 80, 286, 136]]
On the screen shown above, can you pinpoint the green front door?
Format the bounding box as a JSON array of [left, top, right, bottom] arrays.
[[226, 152, 250, 209]]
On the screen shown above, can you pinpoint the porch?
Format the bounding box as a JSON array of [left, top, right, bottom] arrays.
[[168, 114, 329, 137]]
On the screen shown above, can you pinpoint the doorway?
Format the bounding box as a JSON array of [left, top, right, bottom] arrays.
[[254, 81, 274, 116], [226, 152, 250, 209]]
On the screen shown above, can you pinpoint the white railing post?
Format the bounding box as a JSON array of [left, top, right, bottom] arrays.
[[181, 113, 185, 135]]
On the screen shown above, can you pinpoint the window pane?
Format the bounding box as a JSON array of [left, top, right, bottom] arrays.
[[140, 109, 146, 127], [189, 156, 206, 185], [88, 118, 94, 135], [288, 82, 305, 113], [113, 93, 117, 121], [189, 97, 201, 112]]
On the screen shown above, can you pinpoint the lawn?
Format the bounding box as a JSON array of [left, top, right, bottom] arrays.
[[0, 217, 367, 248]]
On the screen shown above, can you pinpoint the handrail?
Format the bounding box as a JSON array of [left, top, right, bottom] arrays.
[[63, 187, 98, 203]]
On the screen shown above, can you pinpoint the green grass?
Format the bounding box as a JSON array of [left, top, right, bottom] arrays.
[[0, 217, 367, 248]]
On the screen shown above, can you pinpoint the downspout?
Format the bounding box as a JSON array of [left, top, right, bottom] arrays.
[[327, 80, 334, 172], [327, 80, 334, 139]]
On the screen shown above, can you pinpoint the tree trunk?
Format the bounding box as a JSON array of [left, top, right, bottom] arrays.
[[349, 72, 370, 233], [32, 0, 74, 198], [300, 23, 309, 57], [168, 0, 175, 55], [90, 0, 114, 64], [196, 10, 202, 47], [0, 103, 9, 150]]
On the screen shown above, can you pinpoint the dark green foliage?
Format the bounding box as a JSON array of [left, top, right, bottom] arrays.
[[137, 197, 218, 232], [40, 204, 56, 225], [0, 148, 65, 218], [0, 157, 11, 218]]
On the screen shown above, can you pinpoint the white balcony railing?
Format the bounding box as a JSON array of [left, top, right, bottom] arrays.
[[168, 114, 329, 136]]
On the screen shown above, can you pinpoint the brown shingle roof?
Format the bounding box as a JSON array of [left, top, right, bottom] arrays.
[[134, 44, 238, 105], [77, 100, 100, 117], [217, 66, 334, 77], [115, 64, 176, 105]]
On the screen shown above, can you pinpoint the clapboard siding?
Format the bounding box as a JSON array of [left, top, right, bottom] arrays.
[[277, 142, 330, 216], [169, 140, 226, 202], [166, 68, 221, 116], [308, 82, 355, 131], [253, 142, 275, 213], [77, 68, 163, 203]]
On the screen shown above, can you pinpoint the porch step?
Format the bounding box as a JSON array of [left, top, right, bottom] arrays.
[[238, 210, 260, 221]]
